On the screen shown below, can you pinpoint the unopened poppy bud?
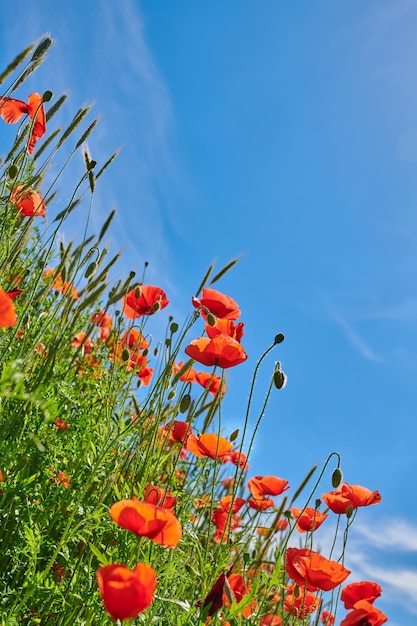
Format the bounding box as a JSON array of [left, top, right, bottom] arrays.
[[170, 322, 179, 333], [331, 468, 343, 488], [134, 286, 141, 299], [167, 389, 176, 400], [229, 428, 239, 442], [7, 164, 18, 179], [84, 261, 98, 278], [274, 332, 285, 344], [206, 313, 216, 327], [180, 394, 191, 413], [121, 349, 130, 362], [273, 369, 287, 390], [153, 347, 159, 356], [243, 552, 250, 565], [165, 338, 171, 347], [315, 498, 322, 509], [153, 301, 161, 312], [42, 90, 53, 102], [142, 348, 149, 357], [346, 504, 354, 518], [293, 585, 301, 599]]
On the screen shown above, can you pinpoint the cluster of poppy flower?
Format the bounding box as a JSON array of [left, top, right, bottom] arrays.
[[0, 242, 387, 623]]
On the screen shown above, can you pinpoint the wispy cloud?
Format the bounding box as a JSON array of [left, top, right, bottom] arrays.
[[330, 310, 382, 363]]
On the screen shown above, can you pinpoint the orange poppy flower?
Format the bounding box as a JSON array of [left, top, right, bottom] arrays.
[[54, 416, 69, 430], [143, 484, 177, 509], [0, 92, 46, 154], [340, 599, 387, 626], [96, 562, 156, 621], [284, 586, 320, 619], [275, 518, 290, 531], [91, 310, 112, 341], [43, 269, 79, 300], [285, 547, 351, 592], [0, 288, 17, 327], [322, 483, 382, 515], [136, 365, 154, 386], [172, 361, 198, 383], [50, 469, 71, 488], [341, 581, 382, 609], [192, 288, 241, 320], [290, 507, 328, 533], [205, 318, 245, 342], [186, 433, 233, 460], [10, 186, 46, 217], [248, 497, 275, 511], [195, 371, 226, 395], [185, 335, 247, 368], [70, 332, 94, 354], [219, 495, 246, 514], [158, 420, 192, 445], [248, 475, 290, 500], [122, 285, 169, 318], [109, 498, 181, 548], [228, 450, 248, 469]]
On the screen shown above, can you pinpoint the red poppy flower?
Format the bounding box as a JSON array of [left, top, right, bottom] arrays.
[[285, 547, 351, 592], [10, 186, 46, 217], [43, 269, 80, 300], [248, 475, 290, 500], [186, 433, 233, 460], [340, 599, 388, 626], [0, 92, 46, 154], [143, 484, 177, 509], [321, 610, 335, 625], [158, 420, 192, 445], [212, 508, 241, 543], [275, 518, 290, 531], [290, 507, 328, 533], [260, 615, 282, 626], [192, 288, 240, 320], [322, 483, 382, 515], [122, 285, 169, 318], [284, 586, 320, 619], [205, 318, 245, 342], [341, 581, 382, 609], [185, 335, 247, 369], [0, 288, 17, 327], [195, 371, 226, 395], [91, 310, 112, 341], [228, 450, 248, 469], [96, 562, 156, 621], [54, 416, 69, 430], [109, 498, 182, 548]]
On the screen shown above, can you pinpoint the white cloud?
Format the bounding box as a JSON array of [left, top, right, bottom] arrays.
[[331, 311, 382, 363]]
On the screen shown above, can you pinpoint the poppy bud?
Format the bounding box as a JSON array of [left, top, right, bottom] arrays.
[[121, 349, 130, 362], [165, 338, 171, 347], [243, 552, 250, 565], [134, 286, 141, 298], [7, 164, 18, 179], [170, 322, 179, 333], [180, 394, 191, 413], [229, 428, 239, 442], [273, 369, 287, 390], [274, 333, 285, 344], [153, 301, 161, 312], [84, 261, 98, 278], [331, 468, 343, 488], [42, 90, 53, 102], [293, 585, 301, 599], [206, 313, 216, 327], [167, 390, 176, 400], [346, 504, 354, 518]]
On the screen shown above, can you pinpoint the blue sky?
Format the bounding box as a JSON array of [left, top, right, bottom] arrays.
[[1, 1, 417, 623]]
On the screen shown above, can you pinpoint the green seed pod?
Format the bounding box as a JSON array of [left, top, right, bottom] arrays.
[[165, 338, 171, 347], [42, 90, 53, 102], [274, 332, 285, 344], [170, 322, 179, 333], [332, 468, 343, 488], [346, 504, 354, 519], [243, 552, 250, 565], [167, 389, 176, 401], [180, 394, 191, 413]]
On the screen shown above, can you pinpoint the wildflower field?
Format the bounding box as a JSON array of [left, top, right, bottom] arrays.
[[0, 37, 387, 625]]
